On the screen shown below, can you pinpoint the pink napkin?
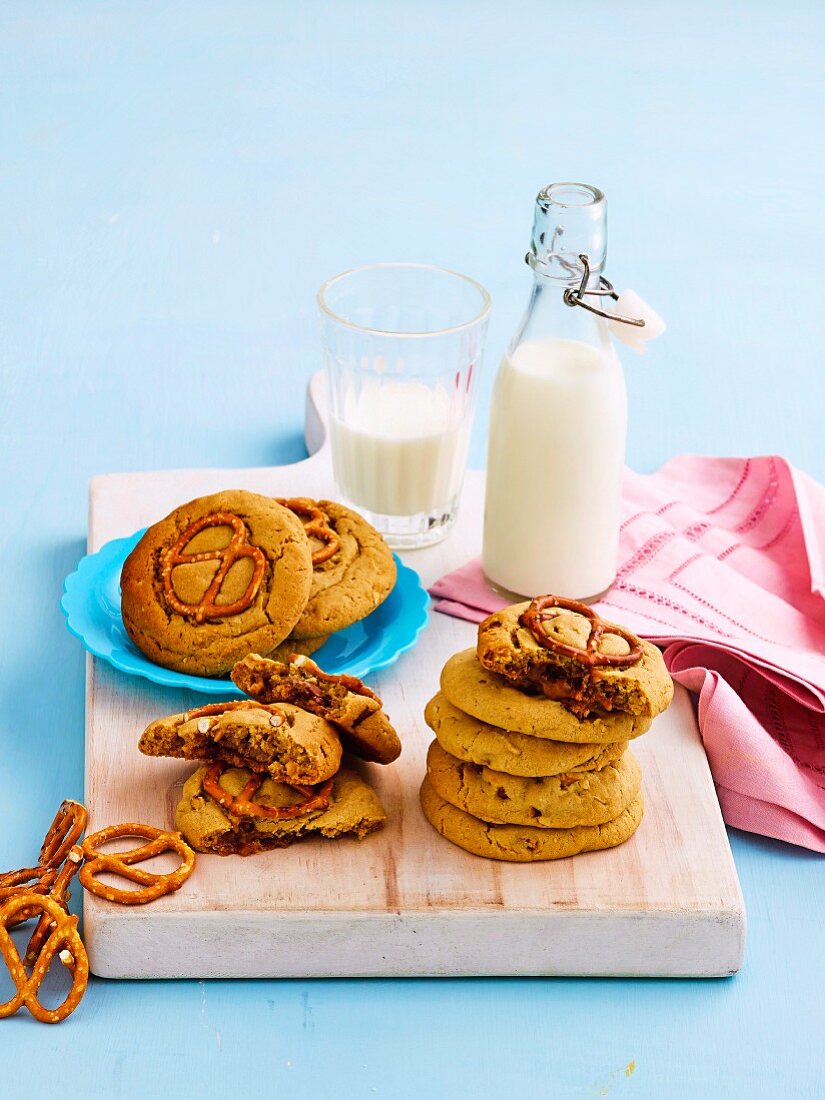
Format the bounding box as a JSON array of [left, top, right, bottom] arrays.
[[430, 455, 825, 853]]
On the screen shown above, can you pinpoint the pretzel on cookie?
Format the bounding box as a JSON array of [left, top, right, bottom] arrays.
[[0, 894, 89, 1024], [161, 512, 267, 623], [203, 762, 334, 821], [289, 654, 381, 702], [276, 498, 341, 566], [80, 824, 196, 905], [519, 595, 643, 669]]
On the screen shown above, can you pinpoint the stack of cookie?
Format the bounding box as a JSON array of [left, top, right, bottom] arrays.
[[140, 654, 401, 856], [121, 490, 396, 677], [420, 596, 673, 862]]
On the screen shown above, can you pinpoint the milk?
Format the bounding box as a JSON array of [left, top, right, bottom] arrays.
[[330, 379, 470, 517], [483, 337, 627, 598]]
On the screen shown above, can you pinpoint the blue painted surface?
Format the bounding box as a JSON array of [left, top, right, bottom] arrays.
[[1, 3, 823, 1096]]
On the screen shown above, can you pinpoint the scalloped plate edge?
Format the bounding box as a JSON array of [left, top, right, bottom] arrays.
[[61, 537, 429, 694]]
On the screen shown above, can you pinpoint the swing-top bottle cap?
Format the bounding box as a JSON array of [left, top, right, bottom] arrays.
[[529, 182, 607, 278]]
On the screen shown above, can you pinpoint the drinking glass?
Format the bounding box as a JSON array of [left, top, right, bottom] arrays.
[[317, 262, 491, 549]]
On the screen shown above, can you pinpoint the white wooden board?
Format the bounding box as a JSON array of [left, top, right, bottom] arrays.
[[83, 373, 745, 978]]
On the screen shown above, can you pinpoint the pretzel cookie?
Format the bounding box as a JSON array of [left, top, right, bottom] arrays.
[[477, 598, 673, 719], [275, 498, 396, 639], [232, 653, 401, 764], [121, 490, 313, 676]]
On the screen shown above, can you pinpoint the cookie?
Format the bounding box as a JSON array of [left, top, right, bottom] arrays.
[[232, 653, 401, 764], [477, 597, 673, 719], [176, 763, 387, 855], [420, 778, 644, 862], [139, 700, 342, 785], [121, 490, 313, 677], [425, 692, 627, 778], [277, 498, 396, 639], [440, 650, 652, 743], [426, 741, 641, 829]]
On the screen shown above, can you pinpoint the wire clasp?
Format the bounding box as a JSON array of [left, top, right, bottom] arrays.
[[562, 254, 645, 327]]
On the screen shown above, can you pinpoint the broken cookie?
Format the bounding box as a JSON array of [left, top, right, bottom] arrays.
[[231, 653, 401, 764]]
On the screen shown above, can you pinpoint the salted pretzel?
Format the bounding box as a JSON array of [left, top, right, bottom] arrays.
[[519, 595, 643, 669], [203, 762, 334, 821], [0, 894, 89, 1024], [161, 512, 267, 623], [24, 845, 84, 968], [0, 866, 58, 907], [79, 824, 196, 905], [39, 799, 88, 867], [276, 498, 341, 566], [0, 800, 88, 926]]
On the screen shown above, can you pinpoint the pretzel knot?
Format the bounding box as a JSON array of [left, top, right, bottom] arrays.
[[519, 595, 643, 669], [0, 894, 89, 1024], [0, 866, 58, 913], [0, 800, 88, 928], [289, 654, 381, 702], [203, 762, 334, 821], [161, 512, 267, 624], [79, 824, 196, 905], [23, 845, 84, 969], [39, 800, 88, 868], [277, 498, 341, 566]]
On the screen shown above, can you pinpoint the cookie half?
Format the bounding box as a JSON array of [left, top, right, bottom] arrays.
[[139, 700, 342, 785], [177, 763, 387, 855], [420, 778, 644, 862], [441, 650, 652, 743], [425, 692, 627, 778], [477, 600, 673, 719], [121, 490, 313, 676], [232, 653, 401, 764], [277, 498, 396, 639], [426, 741, 641, 829]]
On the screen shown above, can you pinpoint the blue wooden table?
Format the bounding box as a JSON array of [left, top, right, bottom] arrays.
[[2, 3, 823, 1096]]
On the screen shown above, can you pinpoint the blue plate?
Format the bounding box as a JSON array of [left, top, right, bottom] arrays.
[[61, 530, 429, 695]]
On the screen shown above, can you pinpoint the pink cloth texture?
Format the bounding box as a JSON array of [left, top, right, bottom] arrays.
[[430, 455, 825, 853]]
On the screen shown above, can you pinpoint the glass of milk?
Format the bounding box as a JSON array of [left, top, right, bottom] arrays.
[[318, 263, 491, 548]]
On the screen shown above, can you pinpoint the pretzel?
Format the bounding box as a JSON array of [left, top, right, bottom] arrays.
[[0, 866, 58, 904], [276, 498, 341, 566], [161, 512, 267, 623], [203, 762, 334, 820], [24, 845, 84, 968], [39, 800, 88, 868], [519, 595, 643, 669], [0, 800, 87, 925], [0, 868, 59, 929], [79, 824, 196, 905], [0, 894, 88, 1024], [289, 654, 381, 702]]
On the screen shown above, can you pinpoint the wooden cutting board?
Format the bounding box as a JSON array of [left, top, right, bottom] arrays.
[[82, 373, 745, 978]]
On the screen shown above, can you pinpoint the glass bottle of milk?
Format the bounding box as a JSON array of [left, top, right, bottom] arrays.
[[483, 183, 626, 600]]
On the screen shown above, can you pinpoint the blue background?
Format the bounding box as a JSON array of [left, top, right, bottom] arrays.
[[1, 2, 823, 1096]]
